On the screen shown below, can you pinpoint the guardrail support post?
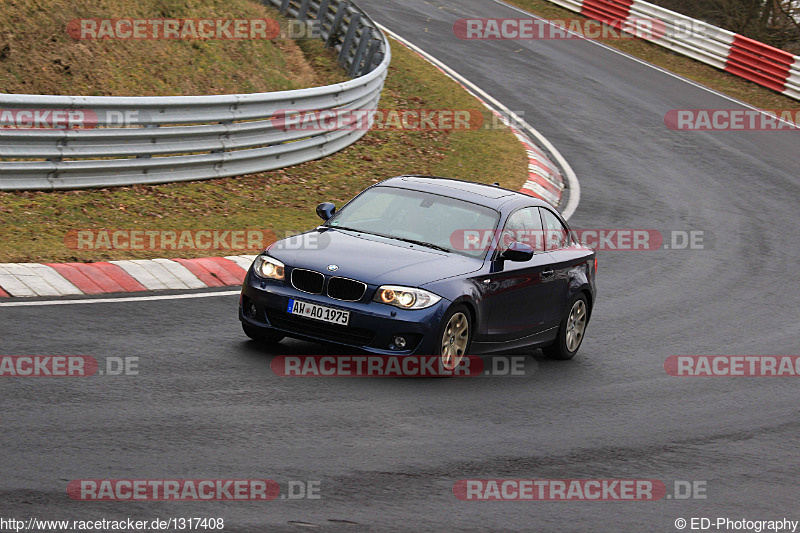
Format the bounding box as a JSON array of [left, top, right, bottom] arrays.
[[349, 27, 372, 77], [338, 13, 361, 67], [362, 38, 380, 75], [326, 2, 349, 49], [297, 0, 312, 20], [316, 0, 332, 27]]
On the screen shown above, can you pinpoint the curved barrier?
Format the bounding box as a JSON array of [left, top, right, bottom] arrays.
[[726, 34, 796, 94], [581, 0, 632, 28], [0, 0, 390, 190], [546, 0, 800, 101]]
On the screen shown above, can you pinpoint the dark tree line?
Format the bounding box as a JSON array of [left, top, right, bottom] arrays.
[[651, 0, 800, 53]]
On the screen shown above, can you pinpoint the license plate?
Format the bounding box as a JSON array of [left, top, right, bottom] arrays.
[[288, 299, 350, 326]]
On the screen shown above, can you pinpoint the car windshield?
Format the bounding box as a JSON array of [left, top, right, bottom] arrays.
[[326, 186, 500, 258]]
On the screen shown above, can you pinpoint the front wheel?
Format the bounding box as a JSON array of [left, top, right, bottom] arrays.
[[242, 324, 284, 345], [438, 305, 472, 371], [543, 294, 589, 360]]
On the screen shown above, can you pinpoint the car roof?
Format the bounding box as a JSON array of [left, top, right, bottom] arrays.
[[376, 175, 552, 211]]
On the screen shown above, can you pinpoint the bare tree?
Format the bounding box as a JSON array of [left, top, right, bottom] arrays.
[[652, 0, 799, 52]]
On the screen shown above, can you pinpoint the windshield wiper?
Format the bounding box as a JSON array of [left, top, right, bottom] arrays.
[[388, 236, 451, 253], [331, 226, 451, 253], [329, 226, 384, 237]]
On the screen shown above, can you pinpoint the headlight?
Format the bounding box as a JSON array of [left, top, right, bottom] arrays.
[[253, 255, 285, 281], [373, 285, 442, 310]]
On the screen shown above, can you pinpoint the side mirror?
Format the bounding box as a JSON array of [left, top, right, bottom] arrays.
[[500, 242, 534, 262], [316, 202, 336, 221]]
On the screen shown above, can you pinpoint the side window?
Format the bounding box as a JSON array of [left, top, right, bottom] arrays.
[[498, 207, 544, 254], [539, 208, 570, 251]]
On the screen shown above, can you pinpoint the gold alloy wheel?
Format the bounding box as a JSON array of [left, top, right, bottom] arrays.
[[565, 299, 588, 353], [440, 312, 469, 370]]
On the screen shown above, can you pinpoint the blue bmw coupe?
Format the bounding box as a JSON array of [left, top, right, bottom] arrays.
[[240, 176, 596, 367]]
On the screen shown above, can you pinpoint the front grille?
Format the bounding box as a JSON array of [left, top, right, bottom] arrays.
[[327, 276, 367, 302], [291, 268, 324, 294], [266, 311, 375, 346]]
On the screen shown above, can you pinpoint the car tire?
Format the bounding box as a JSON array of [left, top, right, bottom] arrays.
[[242, 324, 284, 345], [437, 304, 472, 372], [542, 293, 589, 360]]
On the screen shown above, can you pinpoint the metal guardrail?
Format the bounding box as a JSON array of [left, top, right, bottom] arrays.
[[626, 0, 737, 70], [725, 33, 800, 99], [0, 0, 390, 190]]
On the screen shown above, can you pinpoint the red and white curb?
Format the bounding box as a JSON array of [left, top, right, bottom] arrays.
[[0, 256, 256, 298], [511, 127, 564, 206]]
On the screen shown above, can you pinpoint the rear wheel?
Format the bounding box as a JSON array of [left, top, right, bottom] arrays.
[[438, 305, 472, 371], [242, 324, 284, 345], [543, 294, 588, 360]]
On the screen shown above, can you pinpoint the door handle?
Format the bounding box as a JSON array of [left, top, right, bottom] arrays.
[[541, 270, 555, 279]]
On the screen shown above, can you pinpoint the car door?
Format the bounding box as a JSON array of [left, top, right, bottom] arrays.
[[483, 206, 561, 342], [539, 207, 580, 326]]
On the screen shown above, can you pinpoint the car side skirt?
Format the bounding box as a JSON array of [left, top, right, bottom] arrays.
[[470, 326, 559, 355]]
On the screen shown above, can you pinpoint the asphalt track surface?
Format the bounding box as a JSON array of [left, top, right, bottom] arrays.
[[2, 1, 800, 531]]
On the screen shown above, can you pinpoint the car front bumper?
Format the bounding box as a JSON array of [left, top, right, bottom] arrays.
[[240, 269, 450, 355]]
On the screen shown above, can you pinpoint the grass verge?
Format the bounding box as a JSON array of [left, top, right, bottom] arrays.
[[0, 0, 347, 95]]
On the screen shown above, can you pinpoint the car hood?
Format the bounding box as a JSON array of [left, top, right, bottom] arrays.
[[267, 228, 483, 287]]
